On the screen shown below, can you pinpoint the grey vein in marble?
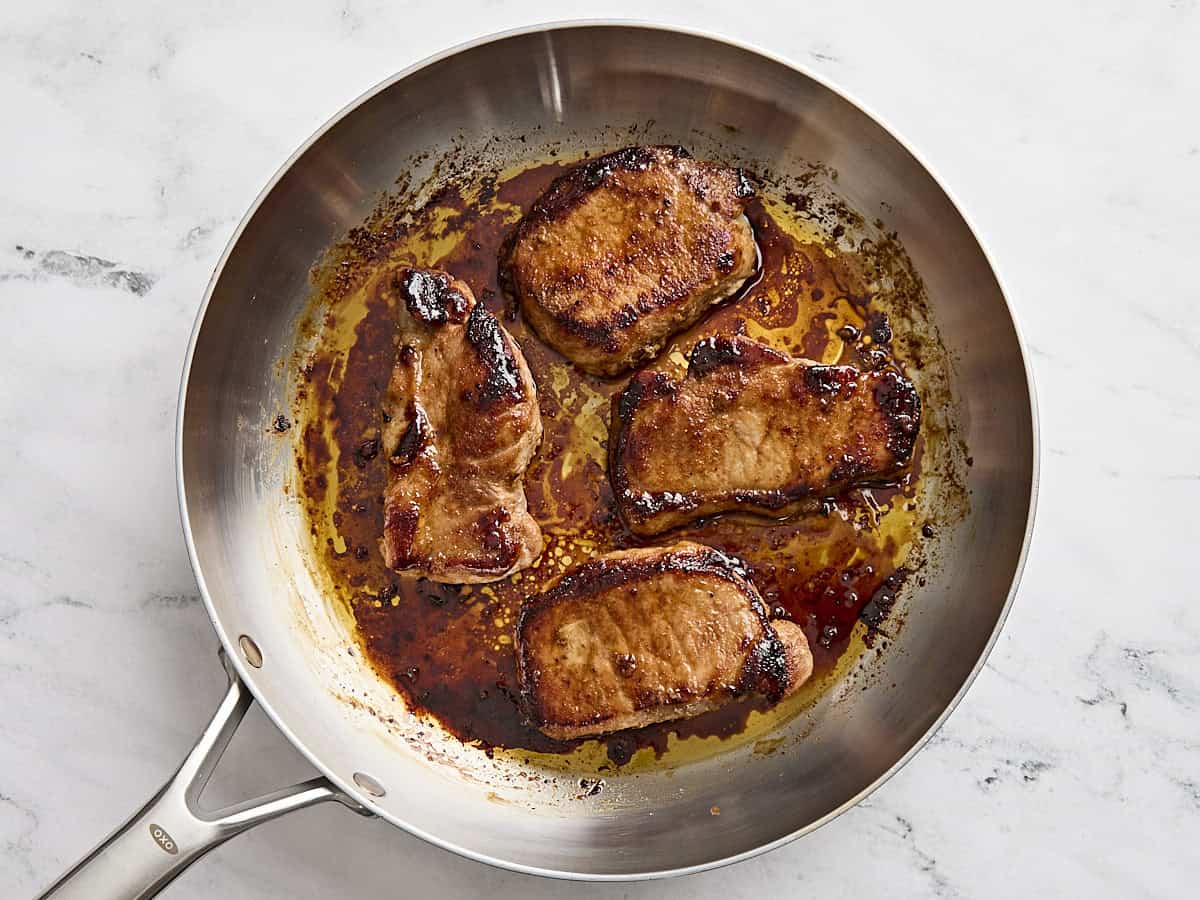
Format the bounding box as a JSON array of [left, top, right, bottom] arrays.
[[3, 245, 156, 295]]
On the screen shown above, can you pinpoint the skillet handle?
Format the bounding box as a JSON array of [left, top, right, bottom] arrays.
[[36, 649, 369, 900]]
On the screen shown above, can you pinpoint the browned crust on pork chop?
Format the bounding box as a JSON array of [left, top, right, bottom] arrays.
[[500, 146, 758, 376], [377, 266, 543, 582], [610, 334, 921, 535], [515, 542, 812, 740]]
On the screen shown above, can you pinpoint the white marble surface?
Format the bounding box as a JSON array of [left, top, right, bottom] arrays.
[[2, 0, 1198, 896]]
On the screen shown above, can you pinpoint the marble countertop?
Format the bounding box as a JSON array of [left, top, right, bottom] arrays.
[[3, 1, 1197, 897]]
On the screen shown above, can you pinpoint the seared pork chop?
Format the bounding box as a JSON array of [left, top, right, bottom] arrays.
[[516, 542, 812, 740], [377, 266, 543, 583], [610, 335, 920, 535], [500, 146, 758, 376]]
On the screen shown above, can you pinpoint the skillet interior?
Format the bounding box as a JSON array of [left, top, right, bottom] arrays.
[[179, 24, 1036, 878]]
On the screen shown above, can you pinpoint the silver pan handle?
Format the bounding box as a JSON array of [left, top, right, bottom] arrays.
[[37, 650, 369, 900]]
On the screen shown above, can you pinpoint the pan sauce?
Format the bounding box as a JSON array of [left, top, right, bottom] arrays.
[[294, 150, 958, 771]]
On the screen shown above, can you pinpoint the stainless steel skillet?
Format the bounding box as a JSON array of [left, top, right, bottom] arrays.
[[38, 21, 1038, 898]]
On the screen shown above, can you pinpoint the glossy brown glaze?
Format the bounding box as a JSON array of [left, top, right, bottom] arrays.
[[609, 333, 921, 535], [500, 146, 758, 375], [515, 542, 811, 740], [373, 265, 543, 583], [295, 153, 931, 764]]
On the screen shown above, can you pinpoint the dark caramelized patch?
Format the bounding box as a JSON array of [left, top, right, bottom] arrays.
[[614, 370, 675, 423], [381, 501, 420, 568], [397, 267, 470, 324], [389, 404, 429, 466], [464, 303, 525, 404], [687, 334, 743, 376], [802, 365, 850, 396], [874, 370, 921, 462], [518, 145, 693, 228], [737, 628, 790, 703], [687, 334, 786, 377], [859, 568, 908, 633], [550, 304, 639, 352]]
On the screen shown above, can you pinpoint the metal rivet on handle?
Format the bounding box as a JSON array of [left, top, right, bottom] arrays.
[[238, 635, 263, 668], [353, 772, 386, 797]]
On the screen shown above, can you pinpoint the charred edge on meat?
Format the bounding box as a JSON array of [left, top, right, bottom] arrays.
[[687, 334, 788, 377], [396, 267, 470, 325], [512, 146, 693, 232], [608, 371, 680, 520], [737, 626, 791, 703], [389, 403, 431, 470], [464, 303, 525, 404]]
